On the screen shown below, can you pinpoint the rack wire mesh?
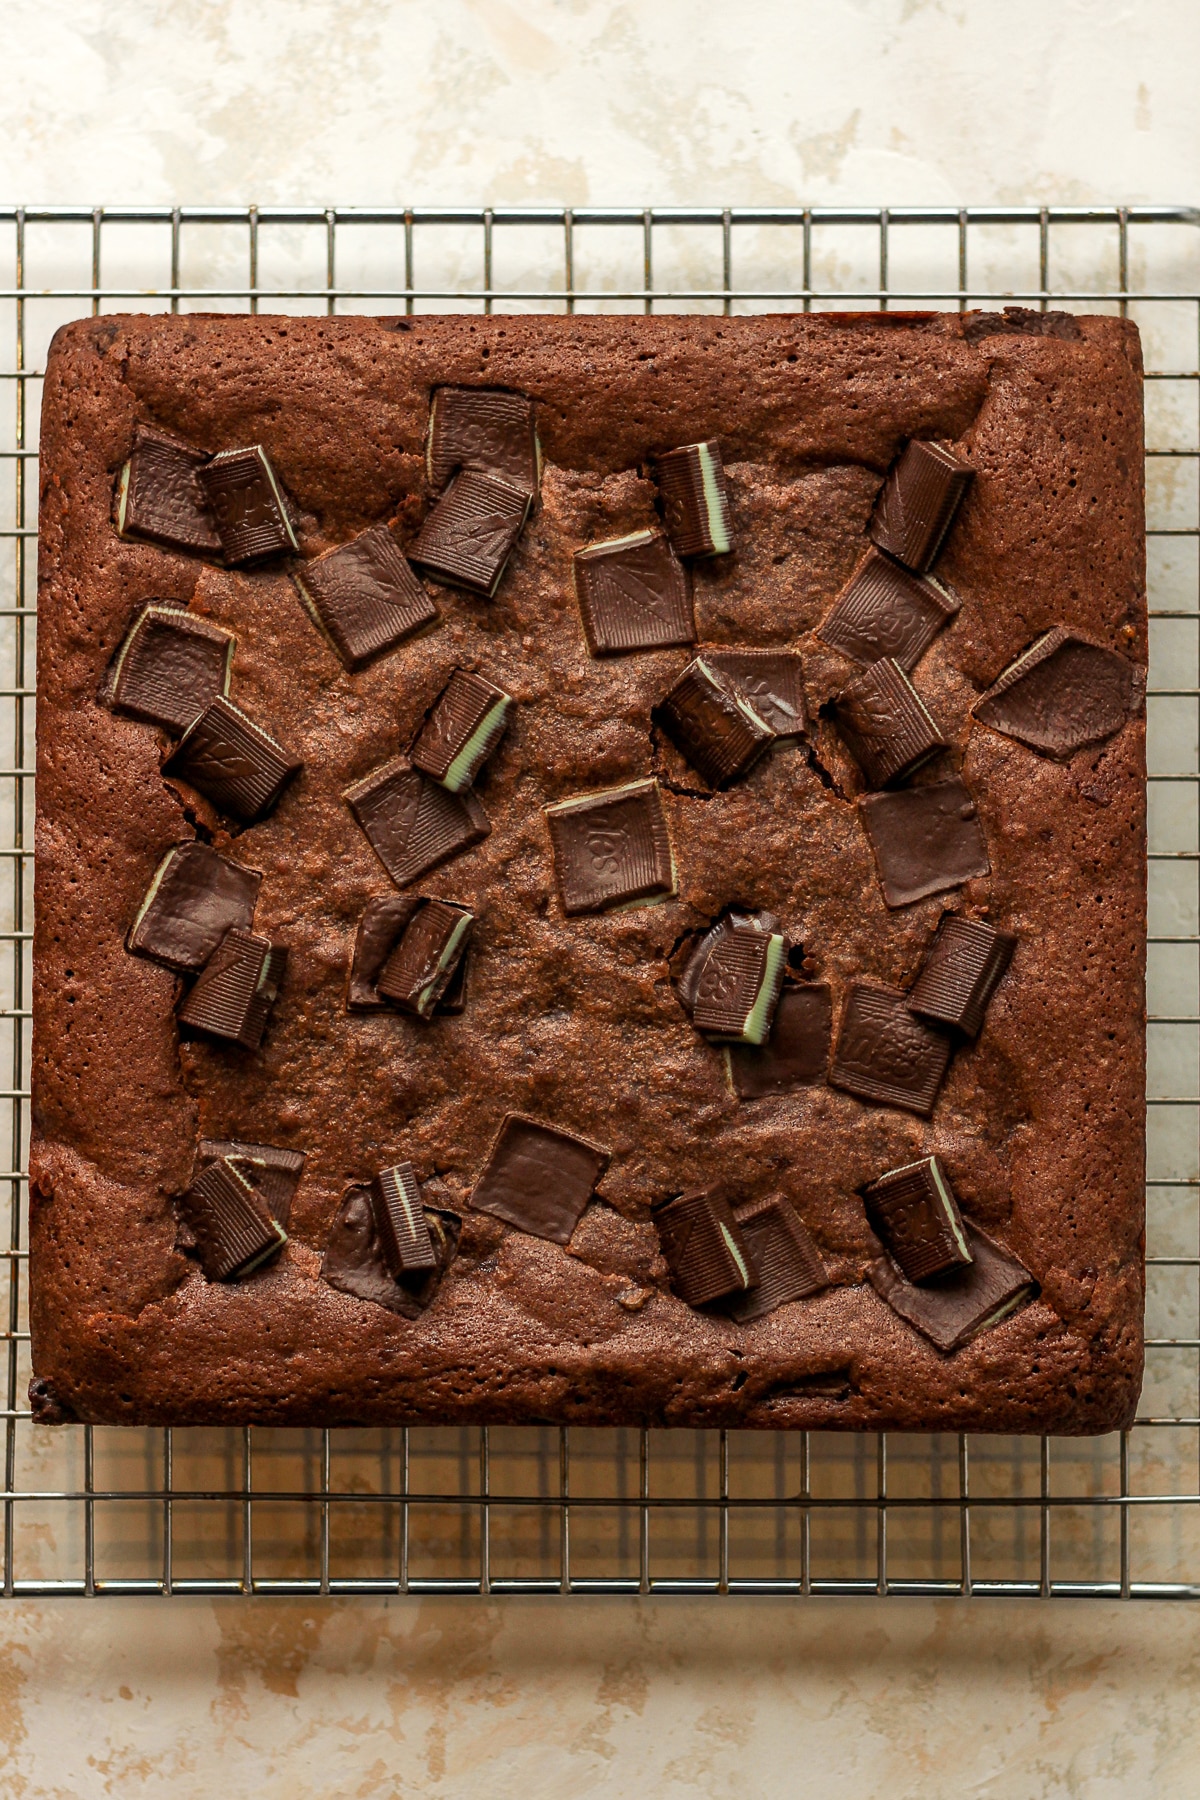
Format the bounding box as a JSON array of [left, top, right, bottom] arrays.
[[0, 202, 1196, 1599]]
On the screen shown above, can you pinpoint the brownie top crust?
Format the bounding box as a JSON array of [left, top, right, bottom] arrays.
[[31, 311, 1145, 1433]]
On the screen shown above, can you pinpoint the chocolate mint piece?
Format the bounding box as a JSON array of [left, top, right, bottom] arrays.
[[471, 1114, 610, 1244], [545, 778, 675, 915], [820, 547, 960, 671], [377, 898, 474, 1019], [426, 386, 539, 495], [162, 696, 302, 823], [322, 1182, 461, 1319], [909, 915, 1016, 1038], [178, 1156, 287, 1281], [690, 923, 786, 1045], [652, 1190, 755, 1307], [726, 1195, 827, 1321], [344, 757, 490, 888], [829, 983, 954, 1117], [858, 777, 990, 908], [127, 841, 261, 974], [973, 628, 1145, 760], [177, 927, 287, 1050], [199, 445, 300, 564], [655, 656, 774, 788], [675, 912, 779, 1017], [863, 1155, 973, 1285], [869, 440, 973, 573], [868, 1222, 1036, 1354], [102, 604, 234, 735], [573, 530, 695, 656], [834, 658, 946, 788], [115, 424, 223, 557], [703, 649, 807, 737], [347, 895, 420, 1010], [97, 597, 191, 710], [726, 983, 832, 1099], [412, 469, 531, 598], [655, 440, 733, 558], [198, 1140, 305, 1228], [292, 524, 438, 670], [370, 1162, 437, 1275], [411, 669, 513, 793]]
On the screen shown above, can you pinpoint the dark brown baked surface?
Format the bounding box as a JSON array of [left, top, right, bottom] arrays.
[[31, 311, 1145, 1431]]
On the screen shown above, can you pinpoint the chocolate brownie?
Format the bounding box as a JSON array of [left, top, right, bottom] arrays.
[[30, 310, 1145, 1432]]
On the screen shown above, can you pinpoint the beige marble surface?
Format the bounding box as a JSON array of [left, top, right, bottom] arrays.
[[2, 2, 1199, 1795]]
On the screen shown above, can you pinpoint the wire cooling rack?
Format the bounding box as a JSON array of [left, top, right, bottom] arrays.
[[0, 203, 1196, 1599]]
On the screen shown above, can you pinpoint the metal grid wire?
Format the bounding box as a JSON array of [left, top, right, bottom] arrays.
[[0, 203, 1196, 1599]]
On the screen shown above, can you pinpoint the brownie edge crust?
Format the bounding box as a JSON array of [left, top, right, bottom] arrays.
[[31, 311, 1145, 1432]]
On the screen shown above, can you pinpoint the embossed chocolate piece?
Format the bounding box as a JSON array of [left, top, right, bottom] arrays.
[[197, 1140, 306, 1227], [858, 777, 990, 908], [177, 927, 287, 1050], [909, 915, 1016, 1038], [127, 842, 261, 974], [973, 628, 1145, 759], [655, 657, 774, 788], [163, 696, 302, 823], [655, 440, 733, 558], [863, 1155, 972, 1284], [703, 649, 807, 737], [411, 669, 513, 792], [573, 530, 695, 656], [115, 424, 223, 557], [834, 658, 946, 788], [471, 1114, 611, 1244], [690, 923, 786, 1045], [177, 1156, 287, 1281], [726, 1195, 827, 1322], [426, 386, 539, 495], [412, 469, 531, 597], [868, 1222, 1036, 1354], [869, 440, 973, 573], [347, 895, 420, 1010], [344, 758, 490, 888], [370, 1162, 437, 1275], [322, 1182, 460, 1318], [292, 524, 438, 669], [726, 983, 832, 1099], [376, 898, 474, 1019], [652, 1190, 755, 1307], [819, 547, 960, 671], [545, 778, 675, 915], [829, 983, 954, 1116], [102, 604, 234, 734], [199, 445, 300, 564], [676, 912, 780, 1019]]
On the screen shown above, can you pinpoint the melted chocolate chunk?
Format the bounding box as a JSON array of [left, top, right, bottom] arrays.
[[858, 777, 990, 908], [973, 628, 1145, 759], [177, 1156, 287, 1281], [344, 758, 490, 888], [410, 669, 513, 793], [819, 547, 960, 671], [908, 914, 1016, 1038], [162, 696, 302, 823], [962, 306, 1081, 342], [726, 982, 832, 1099], [199, 445, 299, 564], [573, 530, 695, 656], [655, 440, 733, 558], [126, 842, 261, 974], [726, 1195, 828, 1321], [197, 1140, 306, 1228], [177, 927, 287, 1050], [655, 657, 774, 787], [690, 923, 786, 1045], [370, 1162, 438, 1275], [652, 1190, 755, 1307], [411, 469, 531, 597], [829, 983, 954, 1117], [868, 1222, 1036, 1354], [115, 424, 223, 557], [426, 386, 539, 495], [322, 1182, 461, 1319], [376, 898, 474, 1019], [862, 1155, 973, 1284], [869, 440, 973, 573], [834, 658, 946, 788], [102, 605, 234, 734], [703, 649, 807, 737], [292, 524, 438, 670], [545, 778, 675, 915], [470, 1114, 610, 1243]]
